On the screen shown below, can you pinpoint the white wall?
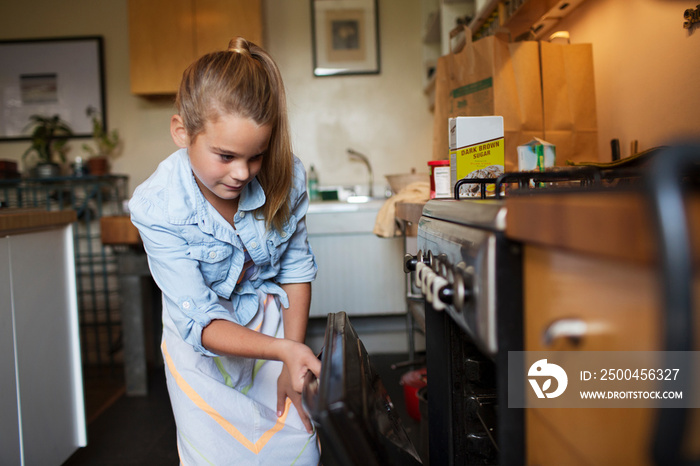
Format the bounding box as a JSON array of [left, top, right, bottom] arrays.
[[1, 0, 698, 189], [0, 0, 433, 195], [267, 1, 433, 193], [557, 0, 700, 159]]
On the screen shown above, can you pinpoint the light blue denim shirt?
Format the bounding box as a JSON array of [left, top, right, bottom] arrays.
[[129, 149, 317, 356]]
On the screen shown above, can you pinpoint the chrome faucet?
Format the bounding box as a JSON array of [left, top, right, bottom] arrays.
[[347, 148, 374, 198]]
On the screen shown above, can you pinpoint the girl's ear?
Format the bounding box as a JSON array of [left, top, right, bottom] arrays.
[[170, 115, 190, 148]]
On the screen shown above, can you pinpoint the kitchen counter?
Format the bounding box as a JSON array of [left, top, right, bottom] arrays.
[[395, 201, 426, 224], [0, 208, 76, 236], [505, 191, 700, 264], [504, 190, 700, 465], [395, 201, 426, 237]]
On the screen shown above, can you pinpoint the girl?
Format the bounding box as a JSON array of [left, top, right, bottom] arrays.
[[129, 37, 322, 465]]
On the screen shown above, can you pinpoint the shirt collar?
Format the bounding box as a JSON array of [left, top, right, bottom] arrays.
[[238, 176, 266, 211]]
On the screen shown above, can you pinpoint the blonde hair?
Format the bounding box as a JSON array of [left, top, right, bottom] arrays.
[[175, 37, 292, 232]]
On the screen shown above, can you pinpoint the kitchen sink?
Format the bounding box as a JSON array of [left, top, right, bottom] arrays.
[[307, 197, 387, 214]]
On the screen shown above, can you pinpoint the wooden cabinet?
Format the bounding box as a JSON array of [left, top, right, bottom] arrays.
[[128, 0, 263, 95], [506, 192, 700, 465], [522, 245, 662, 465]]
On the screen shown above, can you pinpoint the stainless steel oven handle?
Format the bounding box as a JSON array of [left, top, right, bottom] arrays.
[[542, 318, 587, 347]]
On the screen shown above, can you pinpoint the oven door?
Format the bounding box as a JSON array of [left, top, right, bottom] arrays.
[[302, 312, 422, 466]]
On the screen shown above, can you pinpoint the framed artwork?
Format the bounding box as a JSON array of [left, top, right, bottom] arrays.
[[311, 0, 380, 77], [0, 36, 106, 141]]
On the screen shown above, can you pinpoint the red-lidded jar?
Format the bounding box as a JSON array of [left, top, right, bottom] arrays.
[[428, 160, 450, 199]]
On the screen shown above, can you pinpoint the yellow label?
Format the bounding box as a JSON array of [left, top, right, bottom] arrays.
[[450, 137, 505, 195]]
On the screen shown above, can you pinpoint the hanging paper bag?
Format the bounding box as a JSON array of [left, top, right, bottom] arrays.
[[539, 40, 599, 163], [432, 27, 543, 171]]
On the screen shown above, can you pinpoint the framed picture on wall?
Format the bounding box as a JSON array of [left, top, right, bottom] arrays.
[[311, 0, 380, 77], [0, 36, 106, 141]]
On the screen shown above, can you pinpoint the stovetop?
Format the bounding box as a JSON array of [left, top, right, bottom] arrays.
[[421, 199, 506, 231]]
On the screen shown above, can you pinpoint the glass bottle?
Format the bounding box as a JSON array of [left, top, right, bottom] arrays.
[[308, 164, 320, 201]]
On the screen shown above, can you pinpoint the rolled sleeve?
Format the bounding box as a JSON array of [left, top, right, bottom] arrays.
[[129, 195, 237, 356]]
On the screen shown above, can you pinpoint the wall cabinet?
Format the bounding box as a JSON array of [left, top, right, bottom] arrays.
[[1, 214, 86, 465], [128, 0, 263, 95]]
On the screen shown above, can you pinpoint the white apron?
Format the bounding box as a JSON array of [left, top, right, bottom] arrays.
[[161, 291, 320, 465]]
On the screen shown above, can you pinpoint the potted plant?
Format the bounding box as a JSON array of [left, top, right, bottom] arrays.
[[22, 114, 73, 178], [81, 106, 121, 176]]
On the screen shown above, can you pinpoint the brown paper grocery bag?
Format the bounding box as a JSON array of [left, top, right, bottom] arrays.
[[432, 27, 543, 171], [540, 41, 600, 163], [432, 28, 600, 168]]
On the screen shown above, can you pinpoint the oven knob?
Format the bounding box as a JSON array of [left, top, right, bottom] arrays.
[[412, 251, 430, 288], [452, 265, 474, 311], [435, 253, 448, 271], [427, 250, 435, 268], [431, 276, 449, 310], [415, 262, 429, 290], [437, 284, 454, 304], [403, 251, 428, 273], [422, 268, 436, 299]]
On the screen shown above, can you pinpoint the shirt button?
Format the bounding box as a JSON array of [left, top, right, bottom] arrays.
[[208, 251, 216, 259], [239, 211, 246, 218], [281, 231, 287, 238], [182, 301, 191, 310], [250, 241, 258, 249]]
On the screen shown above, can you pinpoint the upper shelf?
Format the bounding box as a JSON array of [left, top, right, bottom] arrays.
[[469, 0, 586, 40], [421, 0, 587, 110]]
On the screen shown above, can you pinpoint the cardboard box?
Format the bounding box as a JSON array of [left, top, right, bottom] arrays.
[[517, 137, 556, 171], [449, 116, 505, 197]]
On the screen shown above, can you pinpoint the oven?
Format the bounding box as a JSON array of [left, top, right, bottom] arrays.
[[302, 144, 699, 466], [406, 198, 524, 465]]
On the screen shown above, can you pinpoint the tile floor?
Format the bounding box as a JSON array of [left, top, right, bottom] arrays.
[[63, 353, 424, 465]]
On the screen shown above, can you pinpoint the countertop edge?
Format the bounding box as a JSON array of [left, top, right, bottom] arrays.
[[0, 209, 77, 236], [395, 201, 426, 224], [505, 192, 700, 264]]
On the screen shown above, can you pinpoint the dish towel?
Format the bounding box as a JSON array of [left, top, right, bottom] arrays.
[[373, 181, 430, 238]]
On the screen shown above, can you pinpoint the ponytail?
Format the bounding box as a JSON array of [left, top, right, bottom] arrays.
[[176, 37, 293, 232]]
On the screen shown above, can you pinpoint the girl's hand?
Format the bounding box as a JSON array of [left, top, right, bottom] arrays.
[[276, 341, 321, 433]]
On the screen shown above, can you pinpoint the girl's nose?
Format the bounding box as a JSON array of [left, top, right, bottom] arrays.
[[229, 161, 249, 181]]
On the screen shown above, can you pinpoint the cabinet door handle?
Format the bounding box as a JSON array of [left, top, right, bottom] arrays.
[[542, 318, 587, 347]]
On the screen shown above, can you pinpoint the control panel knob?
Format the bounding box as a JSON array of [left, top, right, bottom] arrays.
[[404, 251, 428, 273], [438, 284, 454, 304], [452, 263, 474, 311], [430, 276, 449, 310]]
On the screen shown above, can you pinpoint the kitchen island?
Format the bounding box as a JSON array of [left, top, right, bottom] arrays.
[[0, 208, 86, 465]]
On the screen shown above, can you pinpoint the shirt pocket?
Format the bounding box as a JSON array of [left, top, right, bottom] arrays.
[[267, 215, 298, 266], [187, 242, 234, 287]]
